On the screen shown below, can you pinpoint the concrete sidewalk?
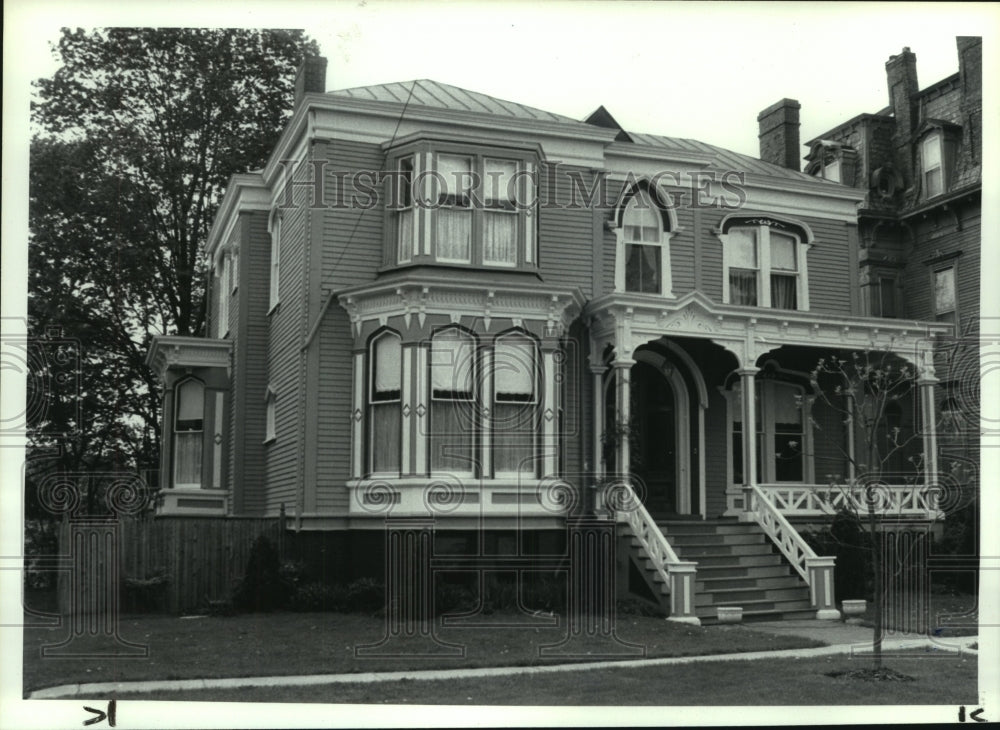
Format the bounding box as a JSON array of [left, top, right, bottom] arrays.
[[29, 630, 978, 700]]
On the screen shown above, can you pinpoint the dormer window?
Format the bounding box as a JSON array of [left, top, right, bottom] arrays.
[[387, 145, 537, 271], [614, 184, 674, 296], [922, 133, 943, 198]]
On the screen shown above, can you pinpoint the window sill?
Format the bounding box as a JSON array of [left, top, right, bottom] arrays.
[[263, 435, 277, 445], [267, 301, 280, 316]]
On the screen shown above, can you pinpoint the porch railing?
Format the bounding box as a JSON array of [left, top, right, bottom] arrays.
[[603, 480, 700, 624], [757, 483, 941, 518], [744, 484, 840, 619]]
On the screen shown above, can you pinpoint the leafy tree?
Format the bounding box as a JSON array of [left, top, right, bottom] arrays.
[[28, 28, 319, 509]]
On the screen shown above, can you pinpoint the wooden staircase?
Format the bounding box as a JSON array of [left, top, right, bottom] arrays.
[[625, 519, 815, 623]]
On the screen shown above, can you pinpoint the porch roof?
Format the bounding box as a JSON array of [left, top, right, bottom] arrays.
[[585, 291, 953, 374], [146, 336, 232, 382]]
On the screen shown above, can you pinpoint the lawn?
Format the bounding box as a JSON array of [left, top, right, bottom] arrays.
[[23, 610, 823, 695], [849, 586, 979, 637], [106, 652, 978, 705]]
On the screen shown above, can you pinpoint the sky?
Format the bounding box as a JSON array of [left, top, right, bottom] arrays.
[[6, 1, 996, 159]]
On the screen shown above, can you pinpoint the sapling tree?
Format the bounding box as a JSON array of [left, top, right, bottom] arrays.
[[808, 348, 927, 674]]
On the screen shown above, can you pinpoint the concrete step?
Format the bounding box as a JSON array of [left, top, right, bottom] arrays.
[[700, 606, 817, 624], [694, 596, 813, 619]]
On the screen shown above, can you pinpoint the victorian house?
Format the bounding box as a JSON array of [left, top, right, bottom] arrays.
[[147, 57, 952, 622]]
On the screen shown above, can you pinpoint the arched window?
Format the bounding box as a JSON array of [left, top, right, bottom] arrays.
[[429, 328, 477, 475], [617, 188, 672, 295], [369, 331, 402, 474], [174, 379, 204, 488], [492, 332, 539, 475]]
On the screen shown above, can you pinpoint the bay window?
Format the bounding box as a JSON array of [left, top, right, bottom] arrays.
[[388, 145, 536, 270]]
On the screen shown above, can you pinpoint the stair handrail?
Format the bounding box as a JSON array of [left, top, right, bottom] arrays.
[[605, 479, 682, 584], [745, 484, 816, 583]]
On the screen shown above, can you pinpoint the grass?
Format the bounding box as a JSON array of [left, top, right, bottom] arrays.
[[107, 653, 978, 705], [23, 610, 824, 695], [847, 586, 979, 637]]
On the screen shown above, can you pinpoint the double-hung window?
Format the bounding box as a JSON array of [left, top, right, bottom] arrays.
[[933, 266, 957, 324], [922, 134, 943, 198], [369, 332, 402, 474], [720, 218, 810, 310], [396, 157, 415, 263], [269, 213, 281, 311], [730, 379, 807, 485], [483, 159, 518, 266], [623, 191, 663, 294], [174, 379, 204, 488], [492, 333, 538, 475], [435, 154, 474, 263], [429, 328, 477, 475]]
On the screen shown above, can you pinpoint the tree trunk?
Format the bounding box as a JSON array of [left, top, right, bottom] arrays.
[[868, 497, 882, 671]]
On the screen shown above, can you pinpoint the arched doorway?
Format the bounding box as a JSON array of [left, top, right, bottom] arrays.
[[630, 360, 678, 515]]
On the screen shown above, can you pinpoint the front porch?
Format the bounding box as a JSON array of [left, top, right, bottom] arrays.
[[586, 291, 952, 623]]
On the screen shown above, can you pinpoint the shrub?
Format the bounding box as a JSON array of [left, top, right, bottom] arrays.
[[291, 581, 346, 612], [344, 577, 385, 614], [233, 535, 289, 612]]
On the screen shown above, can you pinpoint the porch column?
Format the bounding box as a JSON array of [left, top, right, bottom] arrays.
[[738, 367, 759, 521], [611, 358, 635, 478], [918, 374, 940, 514], [590, 361, 605, 480]]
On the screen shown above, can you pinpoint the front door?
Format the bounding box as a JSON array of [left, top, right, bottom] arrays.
[[630, 361, 677, 516]]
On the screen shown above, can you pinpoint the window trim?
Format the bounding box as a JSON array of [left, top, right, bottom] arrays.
[[367, 330, 403, 476], [268, 210, 282, 313], [717, 215, 812, 311], [385, 142, 538, 271], [173, 377, 205, 489], [264, 385, 277, 444], [615, 186, 675, 296], [931, 263, 959, 327], [490, 330, 541, 478], [216, 254, 230, 338], [921, 132, 944, 199]]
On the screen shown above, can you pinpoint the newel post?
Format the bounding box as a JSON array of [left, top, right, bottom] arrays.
[[806, 556, 840, 620], [667, 561, 701, 625]]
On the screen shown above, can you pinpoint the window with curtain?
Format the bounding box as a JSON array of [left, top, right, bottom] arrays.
[[174, 379, 204, 488], [430, 328, 476, 474], [623, 191, 662, 293], [492, 334, 538, 475], [769, 232, 798, 309], [728, 228, 759, 306], [396, 156, 415, 263], [483, 158, 518, 266], [369, 333, 402, 474], [436, 154, 473, 262]]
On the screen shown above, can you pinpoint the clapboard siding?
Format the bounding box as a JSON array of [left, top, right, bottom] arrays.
[[804, 217, 853, 315], [263, 160, 310, 515], [703, 388, 729, 517], [538, 165, 596, 295], [235, 211, 272, 514], [315, 139, 386, 514], [811, 395, 850, 480], [669, 205, 697, 296]]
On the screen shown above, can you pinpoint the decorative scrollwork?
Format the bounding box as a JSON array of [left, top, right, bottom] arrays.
[[537, 478, 579, 515]]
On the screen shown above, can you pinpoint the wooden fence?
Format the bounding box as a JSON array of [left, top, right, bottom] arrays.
[[58, 516, 282, 615]]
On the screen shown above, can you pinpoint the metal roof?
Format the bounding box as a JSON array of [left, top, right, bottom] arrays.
[[329, 80, 840, 184]]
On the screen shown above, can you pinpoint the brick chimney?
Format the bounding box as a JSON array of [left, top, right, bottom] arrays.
[[957, 37, 982, 161], [294, 56, 328, 106], [886, 47, 919, 183], [757, 99, 801, 171]]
